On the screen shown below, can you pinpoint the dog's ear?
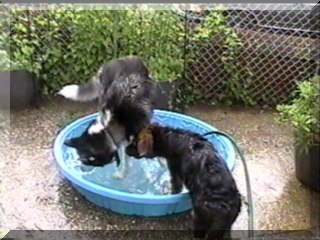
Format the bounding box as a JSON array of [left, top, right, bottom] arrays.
[[64, 137, 83, 148], [137, 128, 154, 157]]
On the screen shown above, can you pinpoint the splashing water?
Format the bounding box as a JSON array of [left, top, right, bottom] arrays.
[[64, 148, 187, 195]]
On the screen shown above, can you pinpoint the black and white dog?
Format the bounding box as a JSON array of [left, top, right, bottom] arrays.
[[59, 57, 164, 178], [126, 124, 241, 239]]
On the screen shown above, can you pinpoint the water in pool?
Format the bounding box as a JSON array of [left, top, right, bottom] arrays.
[[64, 148, 188, 195]]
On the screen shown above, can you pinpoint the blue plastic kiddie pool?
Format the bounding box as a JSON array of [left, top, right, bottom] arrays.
[[53, 110, 236, 217]]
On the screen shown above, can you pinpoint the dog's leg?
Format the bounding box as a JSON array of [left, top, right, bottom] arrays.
[[112, 143, 128, 179], [160, 157, 188, 194], [204, 207, 232, 240], [166, 162, 183, 194], [206, 227, 230, 240], [171, 174, 183, 194], [193, 211, 209, 239]]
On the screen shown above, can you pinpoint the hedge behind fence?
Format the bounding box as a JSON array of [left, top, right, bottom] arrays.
[[5, 10, 185, 95], [3, 7, 316, 107]]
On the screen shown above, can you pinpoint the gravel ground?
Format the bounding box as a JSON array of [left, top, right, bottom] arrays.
[[1, 97, 319, 239]]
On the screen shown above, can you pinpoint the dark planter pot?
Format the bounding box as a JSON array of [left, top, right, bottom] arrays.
[[295, 140, 320, 192], [154, 80, 182, 111], [0, 70, 40, 110]]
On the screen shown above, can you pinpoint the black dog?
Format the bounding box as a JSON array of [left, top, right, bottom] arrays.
[[58, 56, 152, 102], [64, 73, 157, 168], [64, 118, 124, 167], [126, 124, 241, 239]]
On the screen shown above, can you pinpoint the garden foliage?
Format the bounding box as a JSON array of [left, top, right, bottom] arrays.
[[3, 8, 255, 108], [4, 10, 185, 95], [276, 75, 320, 151]]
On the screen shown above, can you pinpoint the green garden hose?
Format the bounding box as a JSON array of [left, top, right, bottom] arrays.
[[203, 130, 254, 239]]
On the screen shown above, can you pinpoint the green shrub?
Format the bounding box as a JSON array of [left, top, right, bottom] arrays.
[[187, 8, 255, 106], [7, 10, 185, 95], [118, 10, 185, 82], [0, 9, 34, 71], [276, 75, 320, 152], [35, 10, 115, 94], [9, 10, 114, 94], [6, 8, 253, 109]]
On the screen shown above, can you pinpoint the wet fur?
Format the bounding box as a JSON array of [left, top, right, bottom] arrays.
[[65, 120, 119, 166], [63, 57, 161, 168], [100, 73, 157, 139], [126, 124, 242, 239], [59, 56, 151, 102]]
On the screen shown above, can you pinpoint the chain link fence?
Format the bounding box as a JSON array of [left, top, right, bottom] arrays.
[[185, 4, 319, 106], [5, 5, 319, 107]]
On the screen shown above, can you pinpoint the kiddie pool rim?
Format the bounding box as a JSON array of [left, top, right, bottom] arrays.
[[53, 110, 236, 205]]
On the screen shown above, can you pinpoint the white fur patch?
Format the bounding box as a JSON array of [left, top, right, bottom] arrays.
[[58, 85, 79, 100], [88, 110, 112, 135], [97, 66, 103, 76], [88, 119, 104, 135], [102, 110, 112, 126]]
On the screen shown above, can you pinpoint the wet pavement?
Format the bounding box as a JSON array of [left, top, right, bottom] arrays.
[[1, 98, 319, 238]]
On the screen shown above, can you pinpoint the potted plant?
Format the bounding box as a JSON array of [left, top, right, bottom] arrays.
[[0, 50, 40, 110], [276, 75, 320, 191]]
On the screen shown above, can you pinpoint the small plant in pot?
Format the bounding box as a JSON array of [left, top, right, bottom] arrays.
[[276, 75, 320, 191], [0, 50, 40, 110]]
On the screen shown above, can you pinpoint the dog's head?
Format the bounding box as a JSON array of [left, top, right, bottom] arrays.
[[64, 117, 120, 167], [126, 126, 155, 159], [99, 74, 155, 137]]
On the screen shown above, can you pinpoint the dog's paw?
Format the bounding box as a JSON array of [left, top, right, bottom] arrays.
[[57, 85, 79, 100]]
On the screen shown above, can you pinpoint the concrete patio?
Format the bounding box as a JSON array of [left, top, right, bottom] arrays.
[[1, 97, 319, 239]]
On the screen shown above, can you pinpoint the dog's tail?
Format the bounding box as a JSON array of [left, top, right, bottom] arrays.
[[57, 67, 103, 102]]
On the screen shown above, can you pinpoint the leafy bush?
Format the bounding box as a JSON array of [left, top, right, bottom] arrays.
[[0, 50, 10, 70], [187, 8, 255, 106], [140, 11, 185, 82], [7, 10, 185, 95], [116, 10, 185, 82], [7, 10, 113, 94], [6, 8, 252, 110], [276, 75, 320, 152], [35, 10, 115, 94], [0, 50, 25, 71], [0, 9, 33, 71]]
